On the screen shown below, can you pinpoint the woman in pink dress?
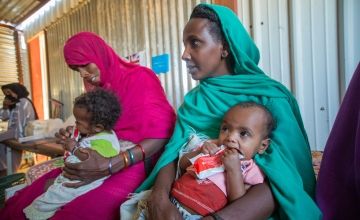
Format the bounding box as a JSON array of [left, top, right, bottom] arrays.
[[0, 32, 176, 220]]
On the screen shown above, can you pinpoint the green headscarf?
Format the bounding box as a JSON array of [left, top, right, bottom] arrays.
[[137, 3, 321, 219]]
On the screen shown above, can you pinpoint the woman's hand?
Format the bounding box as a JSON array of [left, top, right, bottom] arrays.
[[147, 162, 181, 220], [215, 182, 275, 219], [147, 189, 182, 220], [62, 148, 110, 188]]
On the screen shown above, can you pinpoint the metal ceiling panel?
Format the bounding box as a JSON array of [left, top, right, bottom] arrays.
[[0, 0, 50, 26]]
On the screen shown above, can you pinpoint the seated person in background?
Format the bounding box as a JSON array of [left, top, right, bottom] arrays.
[[170, 102, 274, 219], [24, 89, 121, 220], [0, 83, 38, 175]]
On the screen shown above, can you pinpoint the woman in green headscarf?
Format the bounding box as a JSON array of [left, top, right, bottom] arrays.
[[139, 4, 321, 219]]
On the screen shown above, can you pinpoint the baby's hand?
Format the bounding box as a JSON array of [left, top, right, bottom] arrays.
[[201, 141, 220, 156], [55, 126, 74, 145], [64, 138, 78, 152], [222, 148, 241, 172]]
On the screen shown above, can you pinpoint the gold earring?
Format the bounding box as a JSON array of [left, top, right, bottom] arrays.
[[221, 51, 228, 58]]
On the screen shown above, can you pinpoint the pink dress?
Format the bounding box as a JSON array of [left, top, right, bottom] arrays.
[[0, 32, 176, 220]]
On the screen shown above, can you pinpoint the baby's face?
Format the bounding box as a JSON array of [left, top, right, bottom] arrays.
[[73, 106, 95, 136], [218, 106, 268, 160]]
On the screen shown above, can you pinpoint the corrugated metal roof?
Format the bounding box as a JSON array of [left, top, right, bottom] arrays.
[[0, 0, 50, 26]]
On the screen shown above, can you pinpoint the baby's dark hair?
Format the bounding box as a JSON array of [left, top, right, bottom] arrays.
[[234, 102, 276, 137], [190, 4, 235, 71], [74, 89, 121, 130]]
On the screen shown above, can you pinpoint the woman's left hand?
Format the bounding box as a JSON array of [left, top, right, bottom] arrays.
[[62, 148, 110, 188]]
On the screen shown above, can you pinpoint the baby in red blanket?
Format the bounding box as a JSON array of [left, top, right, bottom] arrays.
[[171, 102, 275, 218]]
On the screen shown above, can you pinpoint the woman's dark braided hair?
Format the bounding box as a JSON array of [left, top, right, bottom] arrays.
[[74, 89, 121, 130], [190, 4, 235, 71]]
